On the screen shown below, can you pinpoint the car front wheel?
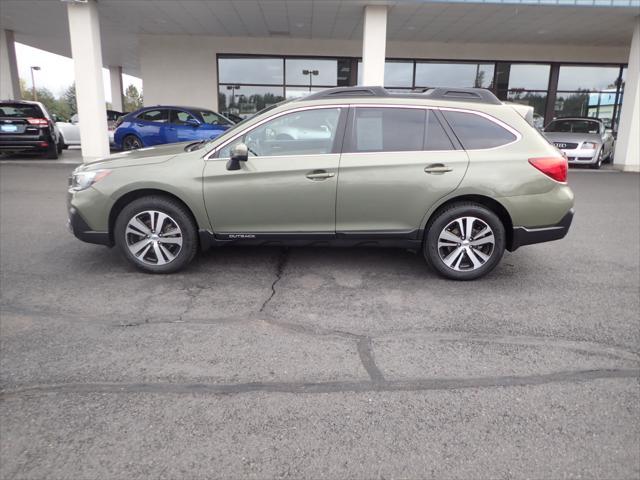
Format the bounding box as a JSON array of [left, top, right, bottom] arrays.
[[114, 196, 198, 273], [424, 203, 505, 280]]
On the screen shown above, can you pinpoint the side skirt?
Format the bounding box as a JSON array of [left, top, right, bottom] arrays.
[[198, 230, 423, 251]]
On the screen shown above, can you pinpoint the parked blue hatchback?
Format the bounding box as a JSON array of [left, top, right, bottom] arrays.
[[113, 106, 234, 150]]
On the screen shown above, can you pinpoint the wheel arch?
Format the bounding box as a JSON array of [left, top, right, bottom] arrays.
[[108, 188, 200, 245], [425, 194, 515, 251]]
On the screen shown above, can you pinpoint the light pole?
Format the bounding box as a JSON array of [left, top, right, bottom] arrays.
[[226, 84, 241, 109], [302, 69, 319, 91], [30, 66, 41, 101]]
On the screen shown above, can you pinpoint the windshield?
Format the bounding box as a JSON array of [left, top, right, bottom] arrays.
[[0, 103, 44, 118], [198, 110, 233, 126], [545, 119, 600, 134]]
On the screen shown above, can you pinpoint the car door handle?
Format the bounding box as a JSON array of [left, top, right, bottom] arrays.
[[424, 164, 453, 174], [305, 170, 335, 180]]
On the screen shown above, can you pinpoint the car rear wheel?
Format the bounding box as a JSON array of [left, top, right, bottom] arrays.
[[114, 196, 198, 274], [424, 203, 505, 281], [122, 134, 143, 151], [44, 141, 59, 159]]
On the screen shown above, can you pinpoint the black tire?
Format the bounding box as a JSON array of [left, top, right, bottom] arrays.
[[44, 141, 59, 159], [424, 203, 506, 281], [114, 196, 198, 274], [57, 137, 64, 154], [122, 134, 143, 151]]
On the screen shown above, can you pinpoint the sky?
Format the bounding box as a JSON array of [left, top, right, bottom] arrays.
[[15, 43, 143, 102]]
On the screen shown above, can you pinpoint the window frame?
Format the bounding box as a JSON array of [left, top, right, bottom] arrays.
[[343, 105, 460, 154], [136, 108, 170, 124], [209, 105, 348, 160], [170, 109, 199, 126]]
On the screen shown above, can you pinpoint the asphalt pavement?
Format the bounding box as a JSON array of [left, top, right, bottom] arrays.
[[1, 161, 638, 479]]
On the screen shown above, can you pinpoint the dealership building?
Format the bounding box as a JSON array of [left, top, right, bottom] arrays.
[[0, 0, 638, 170]]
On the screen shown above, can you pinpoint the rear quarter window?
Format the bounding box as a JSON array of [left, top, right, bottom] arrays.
[[442, 110, 517, 149]]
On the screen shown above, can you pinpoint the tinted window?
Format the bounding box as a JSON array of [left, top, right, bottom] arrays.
[[137, 109, 169, 123], [443, 111, 516, 149], [171, 110, 197, 125], [350, 108, 425, 152], [218, 108, 341, 158], [0, 103, 44, 118]]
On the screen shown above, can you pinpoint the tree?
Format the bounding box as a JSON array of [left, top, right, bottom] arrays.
[[123, 84, 143, 112], [20, 80, 72, 120], [62, 84, 77, 115]]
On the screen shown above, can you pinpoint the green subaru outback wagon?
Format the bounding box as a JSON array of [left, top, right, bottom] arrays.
[[68, 87, 574, 280]]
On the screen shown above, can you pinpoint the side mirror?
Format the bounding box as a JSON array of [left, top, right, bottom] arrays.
[[186, 118, 200, 128], [226, 143, 249, 171]]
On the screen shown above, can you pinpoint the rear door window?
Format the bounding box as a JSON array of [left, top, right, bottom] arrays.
[[442, 110, 517, 149], [171, 110, 198, 125], [136, 109, 169, 123], [346, 107, 454, 153]]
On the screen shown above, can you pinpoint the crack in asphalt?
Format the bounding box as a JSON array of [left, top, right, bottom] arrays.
[[2, 369, 637, 399], [259, 248, 289, 313]]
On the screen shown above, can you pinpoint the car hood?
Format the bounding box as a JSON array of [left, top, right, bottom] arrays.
[[78, 142, 191, 171], [543, 132, 601, 144]]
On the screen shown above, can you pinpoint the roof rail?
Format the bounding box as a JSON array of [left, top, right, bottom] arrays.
[[301, 86, 502, 105], [421, 87, 502, 105], [304, 86, 388, 100]]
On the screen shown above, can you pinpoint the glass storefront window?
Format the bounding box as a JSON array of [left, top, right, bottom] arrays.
[[285, 87, 327, 99], [415, 62, 494, 89], [557, 65, 621, 91], [356, 61, 413, 87], [218, 85, 284, 118], [507, 64, 550, 90], [285, 59, 339, 86], [218, 57, 283, 85], [507, 91, 548, 118]]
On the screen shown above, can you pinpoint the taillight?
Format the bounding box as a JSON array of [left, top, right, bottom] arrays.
[[27, 118, 49, 126], [528, 156, 568, 183]]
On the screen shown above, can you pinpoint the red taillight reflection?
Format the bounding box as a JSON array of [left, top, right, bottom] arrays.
[[27, 118, 49, 126], [528, 156, 568, 183]]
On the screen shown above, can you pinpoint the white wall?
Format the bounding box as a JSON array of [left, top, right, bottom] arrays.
[[140, 34, 631, 112]]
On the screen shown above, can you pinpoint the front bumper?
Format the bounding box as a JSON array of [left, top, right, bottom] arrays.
[[510, 208, 574, 251], [67, 190, 112, 246], [559, 148, 597, 164]]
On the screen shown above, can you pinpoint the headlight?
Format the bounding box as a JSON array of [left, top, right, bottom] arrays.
[[582, 142, 598, 150], [71, 169, 111, 191]]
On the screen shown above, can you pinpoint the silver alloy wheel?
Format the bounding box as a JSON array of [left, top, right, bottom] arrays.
[[437, 216, 495, 271], [125, 210, 183, 266]]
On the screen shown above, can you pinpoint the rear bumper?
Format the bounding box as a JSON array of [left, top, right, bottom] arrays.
[[0, 139, 49, 152], [68, 204, 112, 246], [510, 208, 574, 251]]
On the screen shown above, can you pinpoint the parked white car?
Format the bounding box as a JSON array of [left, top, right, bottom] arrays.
[[56, 109, 123, 148]]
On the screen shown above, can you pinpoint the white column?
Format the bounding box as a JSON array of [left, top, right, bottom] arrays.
[[108, 66, 124, 112], [614, 16, 640, 172], [0, 29, 20, 100], [361, 5, 387, 86], [67, 0, 110, 162]]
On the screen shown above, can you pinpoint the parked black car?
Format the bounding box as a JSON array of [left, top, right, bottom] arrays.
[[0, 100, 64, 159]]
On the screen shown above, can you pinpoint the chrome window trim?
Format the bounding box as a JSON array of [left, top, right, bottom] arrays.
[[205, 102, 522, 159], [204, 104, 345, 160]]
